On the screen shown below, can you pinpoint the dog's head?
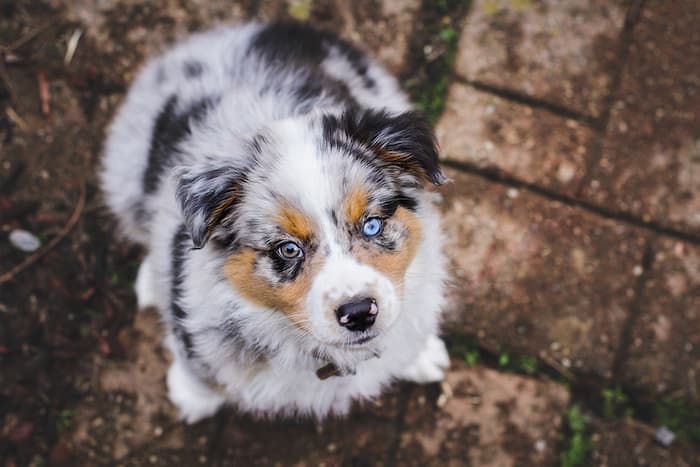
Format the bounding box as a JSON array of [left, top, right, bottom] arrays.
[[176, 109, 444, 360]]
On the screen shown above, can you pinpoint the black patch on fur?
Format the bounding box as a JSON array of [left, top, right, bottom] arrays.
[[183, 60, 204, 78], [322, 109, 446, 185], [377, 192, 419, 216], [171, 224, 196, 359], [250, 22, 370, 81], [143, 95, 219, 195], [249, 133, 269, 157], [249, 22, 367, 109], [267, 248, 305, 283]]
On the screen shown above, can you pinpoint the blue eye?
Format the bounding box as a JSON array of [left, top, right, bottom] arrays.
[[276, 241, 303, 260], [362, 217, 382, 237]]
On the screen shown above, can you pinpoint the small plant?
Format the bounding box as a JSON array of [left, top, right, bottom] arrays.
[[56, 409, 74, 433], [464, 350, 480, 366], [498, 352, 510, 367], [602, 386, 630, 419], [518, 355, 538, 375], [561, 405, 593, 467], [438, 27, 457, 43]]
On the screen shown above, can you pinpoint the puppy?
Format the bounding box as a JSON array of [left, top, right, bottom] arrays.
[[101, 22, 449, 422]]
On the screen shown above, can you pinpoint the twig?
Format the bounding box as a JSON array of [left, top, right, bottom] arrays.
[[64, 29, 82, 66], [0, 54, 16, 104], [0, 181, 86, 285], [6, 106, 29, 132], [539, 354, 577, 382], [37, 70, 50, 116]]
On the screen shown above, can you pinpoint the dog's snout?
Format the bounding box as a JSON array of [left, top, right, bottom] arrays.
[[335, 297, 378, 332]]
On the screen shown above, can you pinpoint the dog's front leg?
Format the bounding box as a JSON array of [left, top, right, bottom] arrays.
[[399, 335, 450, 383], [167, 355, 227, 424]]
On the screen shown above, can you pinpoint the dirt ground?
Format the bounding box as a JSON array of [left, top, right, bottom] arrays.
[[1, 1, 699, 466]]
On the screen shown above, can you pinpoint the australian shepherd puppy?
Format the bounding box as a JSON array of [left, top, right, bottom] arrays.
[[101, 22, 449, 422]]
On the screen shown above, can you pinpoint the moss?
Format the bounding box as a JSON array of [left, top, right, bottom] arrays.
[[602, 386, 632, 419], [449, 333, 542, 377], [654, 397, 700, 444], [464, 349, 480, 366], [402, 0, 472, 126], [561, 405, 594, 467]]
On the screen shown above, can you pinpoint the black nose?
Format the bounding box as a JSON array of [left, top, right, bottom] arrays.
[[335, 297, 378, 332]]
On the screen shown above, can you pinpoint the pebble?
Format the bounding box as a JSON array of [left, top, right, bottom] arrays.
[[632, 265, 644, 276], [534, 440, 547, 452], [9, 229, 41, 252], [655, 426, 675, 447]]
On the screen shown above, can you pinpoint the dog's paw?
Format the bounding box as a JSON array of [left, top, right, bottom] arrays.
[[167, 359, 226, 424], [135, 256, 158, 310], [400, 335, 450, 383]]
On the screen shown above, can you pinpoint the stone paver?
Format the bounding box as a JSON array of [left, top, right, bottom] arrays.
[[64, 0, 419, 81], [396, 362, 569, 467], [622, 238, 700, 403], [214, 393, 401, 466], [581, 0, 700, 237], [440, 168, 649, 378], [436, 83, 593, 193], [591, 419, 700, 467], [455, 0, 627, 117], [68, 310, 219, 464]]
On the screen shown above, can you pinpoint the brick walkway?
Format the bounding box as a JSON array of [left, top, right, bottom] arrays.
[[2, 1, 699, 466]]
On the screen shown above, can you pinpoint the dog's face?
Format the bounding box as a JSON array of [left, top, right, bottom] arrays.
[[176, 109, 444, 354]]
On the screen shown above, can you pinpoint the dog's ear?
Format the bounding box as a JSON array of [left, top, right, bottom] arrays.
[[326, 110, 447, 186], [175, 165, 246, 249]]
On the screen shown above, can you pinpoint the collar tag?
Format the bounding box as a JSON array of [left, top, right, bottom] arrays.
[[316, 363, 342, 380], [316, 363, 357, 380]]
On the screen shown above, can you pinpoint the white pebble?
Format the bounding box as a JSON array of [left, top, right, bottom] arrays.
[[655, 426, 675, 447], [9, 229, 41, 252]]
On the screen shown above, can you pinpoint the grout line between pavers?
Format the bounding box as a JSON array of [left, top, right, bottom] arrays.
[[453, 75, 601, 129], [611, 237, 656, 381], [441, 158, 700, 246], [575, 0, 647, 197], [207, 409, 233, 466], [384, 386, 412, 467]]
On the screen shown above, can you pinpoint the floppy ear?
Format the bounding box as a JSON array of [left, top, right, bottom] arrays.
[[328, 110, 447, 185], [175, 165, 246, 249]]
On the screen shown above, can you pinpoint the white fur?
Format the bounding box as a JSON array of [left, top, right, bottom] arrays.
[[102, 23, 449, 422]]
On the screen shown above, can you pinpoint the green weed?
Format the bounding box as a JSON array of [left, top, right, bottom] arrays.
[[561, 405, 593, 467]]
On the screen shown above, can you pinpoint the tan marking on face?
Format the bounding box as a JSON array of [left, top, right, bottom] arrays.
[[275, 205, 314, 241], [223, 249, 322, 328], [344, 186, 369, 224], [354, 207, 422, 288]]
